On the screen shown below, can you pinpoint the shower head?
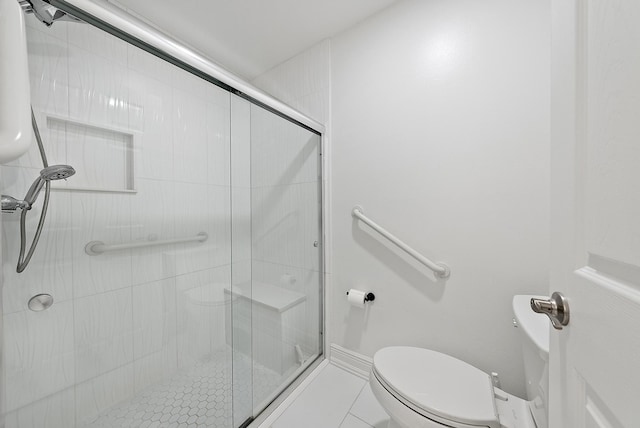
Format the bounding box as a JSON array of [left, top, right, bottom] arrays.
[[40, 164, 75, 181], [24, 164, 75, 207]]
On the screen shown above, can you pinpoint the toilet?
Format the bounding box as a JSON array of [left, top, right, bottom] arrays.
[[370, 295, 549, 428]]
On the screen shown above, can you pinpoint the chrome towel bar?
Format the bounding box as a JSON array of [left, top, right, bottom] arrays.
[[85, 232, 208, 256], [352, 206, 450, 278]]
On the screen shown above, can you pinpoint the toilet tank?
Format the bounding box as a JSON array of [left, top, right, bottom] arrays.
[[513, 295, 549, 428]]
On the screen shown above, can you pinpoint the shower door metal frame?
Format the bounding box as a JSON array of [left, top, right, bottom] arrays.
[[44, 0, 324, 136], [35, 0, 327, 425]]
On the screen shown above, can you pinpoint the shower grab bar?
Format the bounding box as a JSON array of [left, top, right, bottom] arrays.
[[352, 206, 450, 278], [85, 232, 208, 256]]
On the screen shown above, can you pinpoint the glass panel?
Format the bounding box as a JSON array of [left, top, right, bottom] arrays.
[[249, 104, 322, 413], [1, 15, 234, 427], [229, 96, 323, 425]]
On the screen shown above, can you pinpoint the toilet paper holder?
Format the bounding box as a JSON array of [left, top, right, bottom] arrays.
[[346, 290, 375, 302]]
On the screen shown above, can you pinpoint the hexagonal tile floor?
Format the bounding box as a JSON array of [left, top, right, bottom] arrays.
[[87, 350, 283, 428]]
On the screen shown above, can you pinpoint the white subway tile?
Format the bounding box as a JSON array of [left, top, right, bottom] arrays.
[[133, 339, 178, 393], [3, 301, 75, 411], [75, 363, 135, 426], [206, 101, 231, 186], [67, 45, 129, 129], [4, 387, 75, 428], [74, 288, 133, 382], [172, 89, 208, 184], [132, 278, 177, 359], [128, 70, 174, 180], [252, 182, 320, 271], [127, 44, 172, 86], [67, 22, 127, 67], [70, 191, 132, 298], [130, 179, 177, 285], [171, 183, 230, 275]]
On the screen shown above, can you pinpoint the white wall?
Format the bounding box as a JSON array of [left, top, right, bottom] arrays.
[[331, 0, 549, 396], [254, 0, 550, 397]]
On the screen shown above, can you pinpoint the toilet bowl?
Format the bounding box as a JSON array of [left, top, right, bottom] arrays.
[[370, 295, 548, 428]]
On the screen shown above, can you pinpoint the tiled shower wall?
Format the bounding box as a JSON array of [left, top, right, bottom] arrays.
[[252, 39, 331, 125], [1, 16, 232, 426]]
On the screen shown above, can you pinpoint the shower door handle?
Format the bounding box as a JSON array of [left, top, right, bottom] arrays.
[[530, 292, 570, 330]]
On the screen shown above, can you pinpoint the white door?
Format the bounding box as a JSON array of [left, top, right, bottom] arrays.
[[549, 0, 640, 427]]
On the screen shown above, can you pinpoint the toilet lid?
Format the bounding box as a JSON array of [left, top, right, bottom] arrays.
[[373, 347, 499, 428]]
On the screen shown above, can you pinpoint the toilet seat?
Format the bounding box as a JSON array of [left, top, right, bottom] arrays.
[[372, 347, 501, 428]]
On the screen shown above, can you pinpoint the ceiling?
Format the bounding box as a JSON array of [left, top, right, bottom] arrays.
[[108, 0, 399, 80]]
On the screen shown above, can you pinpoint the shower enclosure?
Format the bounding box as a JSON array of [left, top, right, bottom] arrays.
[[0, 2, 323, 427]]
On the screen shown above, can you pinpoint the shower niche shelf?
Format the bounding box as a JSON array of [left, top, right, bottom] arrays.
[[45, 114, 137, 194]]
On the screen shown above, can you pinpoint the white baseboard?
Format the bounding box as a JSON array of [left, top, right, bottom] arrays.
[[330, 343, 372, 380]]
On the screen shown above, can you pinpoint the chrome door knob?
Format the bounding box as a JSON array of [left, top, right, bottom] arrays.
[[530, 291, 570, 330]]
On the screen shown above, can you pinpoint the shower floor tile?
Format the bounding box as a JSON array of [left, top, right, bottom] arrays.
[[87, 349, 283, 428]]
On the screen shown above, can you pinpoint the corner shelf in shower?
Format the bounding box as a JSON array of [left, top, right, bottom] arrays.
[[44, 113, 138, 194]]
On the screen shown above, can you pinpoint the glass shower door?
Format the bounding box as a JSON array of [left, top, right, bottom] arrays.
[[1, 14, 236, 428], [231, 96, 323, 423], [1, 7, 322, 428]]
